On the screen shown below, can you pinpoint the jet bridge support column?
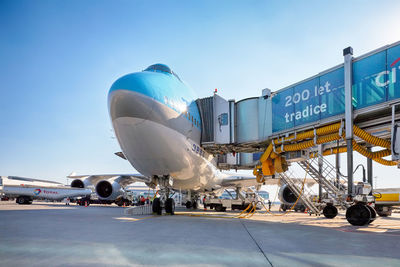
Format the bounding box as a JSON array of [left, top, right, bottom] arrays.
[[367, 147, 373, 194], [344, 47, 354, 196], [318, 145, 323, 200], [335, 140, 341, 188]]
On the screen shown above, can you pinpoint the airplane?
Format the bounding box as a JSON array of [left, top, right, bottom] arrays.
[[69, 64, 262, 214], [0, 176, 91, 204]]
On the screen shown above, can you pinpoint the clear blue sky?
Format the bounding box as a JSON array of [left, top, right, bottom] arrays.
[[1, 0, 400, 187]]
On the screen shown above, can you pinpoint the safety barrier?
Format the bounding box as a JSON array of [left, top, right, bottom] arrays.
[[124, 204, 152, 215]]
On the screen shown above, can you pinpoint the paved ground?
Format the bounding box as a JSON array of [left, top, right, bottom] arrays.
[[1, 202, 400, 267]]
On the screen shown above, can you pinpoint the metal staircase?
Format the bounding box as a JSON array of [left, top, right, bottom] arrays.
[[297, 155, 348, 209], [278, 170, 320, 215]]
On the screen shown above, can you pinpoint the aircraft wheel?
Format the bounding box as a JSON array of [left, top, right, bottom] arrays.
[[185, 201, 192, 209], [346, 204, 371, 226], [153, 198, 162, 215], [366, 205, 376, 224], [323, 205, 338, 219], [165, 198, 175, 215]]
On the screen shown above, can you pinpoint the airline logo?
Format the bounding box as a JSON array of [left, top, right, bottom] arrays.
[[375, 57, 400, 87], [33, 189, 41, 195]]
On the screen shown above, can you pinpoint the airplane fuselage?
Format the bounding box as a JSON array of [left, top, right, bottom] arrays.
[[108, 64, 225, 192]]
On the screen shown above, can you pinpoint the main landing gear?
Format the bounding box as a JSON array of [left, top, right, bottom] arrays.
[[152, 197, 175, 215], [185, 200, 198, 209], [150, 175, 175, 215], [346, 203, 376, 226]]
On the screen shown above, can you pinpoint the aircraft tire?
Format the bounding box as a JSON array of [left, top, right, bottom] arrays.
[[346, 204, 371, 226], [153, 198, 162, 215], [165, 198, 175, 215], [323, 205, 338, 219]]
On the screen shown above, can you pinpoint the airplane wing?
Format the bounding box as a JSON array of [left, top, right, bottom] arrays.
[[5, 176, 63, 185], [221, 175, 316, 188], [67, 173, 149, 187], [220, 175, 261, 188]]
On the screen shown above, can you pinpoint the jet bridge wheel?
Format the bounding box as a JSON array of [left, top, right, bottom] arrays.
[[165, 198, 175, 215], [152, 198, 162, 215], [366, 205, 376, 224], [323, 205, 338, 219], [346, 203, 371, 226]]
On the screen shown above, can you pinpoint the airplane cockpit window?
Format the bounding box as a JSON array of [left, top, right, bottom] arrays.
[[145, 64, 172, 74], [144, 64, 181, 81]]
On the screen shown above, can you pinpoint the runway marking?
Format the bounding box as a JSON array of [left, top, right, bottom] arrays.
[[240, 220, 274, 267], [174, 212, 238, 219]]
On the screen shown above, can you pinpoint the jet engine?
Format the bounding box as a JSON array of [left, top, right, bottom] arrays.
[[278, 184, 298, 205], [71, 179, 85, 188], [95, 180, 123, 200]]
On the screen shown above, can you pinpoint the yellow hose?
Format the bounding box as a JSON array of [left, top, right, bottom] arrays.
[[272, 122, 342, 145], [353, 125, 391, 149]]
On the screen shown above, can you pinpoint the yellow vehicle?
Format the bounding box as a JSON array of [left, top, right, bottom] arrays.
[[373, 188, 400, 217]]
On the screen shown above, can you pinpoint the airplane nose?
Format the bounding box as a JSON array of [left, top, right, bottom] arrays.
[[108, 73, 156, 122]]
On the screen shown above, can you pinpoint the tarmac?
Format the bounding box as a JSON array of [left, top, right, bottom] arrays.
[[1, 201, 400, 267]]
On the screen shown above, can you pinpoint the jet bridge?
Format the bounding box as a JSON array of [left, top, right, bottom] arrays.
[[197, 41, 400, 223], [197, 40, 400, 170]]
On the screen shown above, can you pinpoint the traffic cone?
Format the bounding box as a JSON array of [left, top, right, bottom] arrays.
[[85, 201, 88, 207]]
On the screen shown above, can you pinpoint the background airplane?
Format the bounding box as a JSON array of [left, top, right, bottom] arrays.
[[0, 176, 91, 204]]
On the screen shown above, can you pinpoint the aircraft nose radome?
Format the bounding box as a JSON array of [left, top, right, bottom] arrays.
[[109, 88, 155, 122], [108, 73, 156, 121]]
